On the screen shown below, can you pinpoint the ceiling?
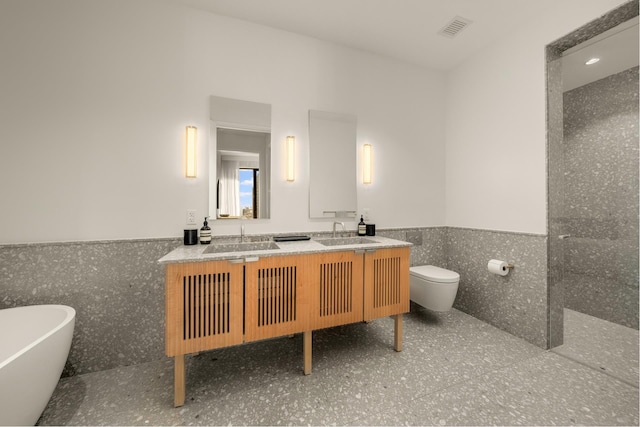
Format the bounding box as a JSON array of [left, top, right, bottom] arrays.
[[175, 0, 638, 88], [175, 0, 562, 70]]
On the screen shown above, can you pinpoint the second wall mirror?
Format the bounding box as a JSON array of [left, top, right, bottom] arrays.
[[308, 110, 357, 219]]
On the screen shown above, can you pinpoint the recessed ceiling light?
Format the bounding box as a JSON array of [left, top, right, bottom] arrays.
[[585, 57, 600, 65]]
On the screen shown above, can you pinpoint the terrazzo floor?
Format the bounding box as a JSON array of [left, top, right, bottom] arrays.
[[552, 308, 639, 388], [38, 306, 639, 426]]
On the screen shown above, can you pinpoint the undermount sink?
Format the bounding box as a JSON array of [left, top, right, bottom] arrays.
[[315, 237, 376, 246], [203, 241, 280, 254]]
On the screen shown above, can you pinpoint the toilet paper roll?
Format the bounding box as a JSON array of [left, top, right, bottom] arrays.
[[488, 259, 509, 276]]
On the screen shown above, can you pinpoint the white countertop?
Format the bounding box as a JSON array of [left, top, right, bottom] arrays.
[[158, 235, 411, 264]]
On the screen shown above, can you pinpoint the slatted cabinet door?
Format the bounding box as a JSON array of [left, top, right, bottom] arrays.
[[244, 256, 310, 342], [309, 251, 364, 329], [165, 260, 244, 356], [363, 247, 410, 321]]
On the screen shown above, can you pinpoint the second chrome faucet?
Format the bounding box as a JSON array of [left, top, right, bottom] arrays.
[[332, 221, 346, 238]]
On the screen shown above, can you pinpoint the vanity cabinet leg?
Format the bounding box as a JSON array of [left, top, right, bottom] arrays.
[[303, 331, 312, 375], [394, 314, 403, 352], [174, 355, 185, 407]]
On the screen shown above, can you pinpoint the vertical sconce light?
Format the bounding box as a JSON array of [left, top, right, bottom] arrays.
[[363, 143, 372, 184], [185, 126, 197, 178], [286, 136, 295, 182]]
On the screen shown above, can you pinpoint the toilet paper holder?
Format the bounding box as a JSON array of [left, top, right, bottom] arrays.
[[487, 259, 515, 276]]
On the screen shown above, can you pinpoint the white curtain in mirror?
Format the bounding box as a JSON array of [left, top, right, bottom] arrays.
[[219, 160, 240, 217]]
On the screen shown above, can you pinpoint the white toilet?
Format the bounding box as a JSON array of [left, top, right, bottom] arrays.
[[409, 265, 460, 312]]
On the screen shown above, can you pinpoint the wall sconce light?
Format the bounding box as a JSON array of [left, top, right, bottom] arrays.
[[363, 143, 372, 184], [286, 136, 295, 182], [185, 126, 197, 178]]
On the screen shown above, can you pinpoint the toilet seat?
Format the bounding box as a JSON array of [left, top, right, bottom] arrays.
[[410, 265, 459, 283]]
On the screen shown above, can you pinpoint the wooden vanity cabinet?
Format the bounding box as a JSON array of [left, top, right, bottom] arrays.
[[164, 246, 410, 407]]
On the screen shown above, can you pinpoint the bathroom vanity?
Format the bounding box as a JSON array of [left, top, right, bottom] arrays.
[[159, 236, 411, 407]]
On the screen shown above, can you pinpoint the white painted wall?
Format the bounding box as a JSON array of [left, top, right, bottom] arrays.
[[0, 0, 446, 244], [3, 0, 624, 244], [445, 0, 628, 234]]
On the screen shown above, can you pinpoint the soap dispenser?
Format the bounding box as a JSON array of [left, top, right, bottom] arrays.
[[358, 215, 366, 236], [200, 217, 211, 244]]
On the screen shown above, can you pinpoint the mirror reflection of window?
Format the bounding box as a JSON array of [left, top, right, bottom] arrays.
[[240, 168, 259, 219]]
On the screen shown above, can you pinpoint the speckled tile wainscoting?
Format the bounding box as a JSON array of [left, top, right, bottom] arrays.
[[377, 227, 447, 267], [0, 238, 181, 375], [38, 307, 639, 426], [378, 226, 551, 348], [0, 228, 449, 376], [445, 228, 549, 348], [561, 66, 639, 330], [0, 226, 551, 379], [382, 226, 551, 349]]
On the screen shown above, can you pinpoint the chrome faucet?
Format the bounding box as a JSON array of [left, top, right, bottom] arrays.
[[241, 223, 245, 243], [332, 221, 346, 238]]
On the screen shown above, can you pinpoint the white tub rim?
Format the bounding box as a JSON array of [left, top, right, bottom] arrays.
[[0, 304, 76, 370]]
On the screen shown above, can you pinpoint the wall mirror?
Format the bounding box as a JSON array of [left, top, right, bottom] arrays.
[[308, 110, 357, 219], [209, 96, 271, 220]]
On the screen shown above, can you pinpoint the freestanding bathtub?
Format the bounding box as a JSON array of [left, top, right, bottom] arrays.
[[0, 304, 75, 426]]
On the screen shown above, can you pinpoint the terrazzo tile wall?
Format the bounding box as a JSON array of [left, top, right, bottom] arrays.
[[1, 226, 551, 375], [0, 228, 446, 376], [377, 227, 448, 268], [0, 239, 178, 376], [445, 228, 549, 348], [562, 66, 639, 329]]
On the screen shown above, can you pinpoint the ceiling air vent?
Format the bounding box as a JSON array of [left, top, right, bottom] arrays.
[[438, 16, 472, 38]]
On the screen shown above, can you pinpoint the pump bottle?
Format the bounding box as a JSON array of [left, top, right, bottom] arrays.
[[200, 217, 211, 244], [358, 215, 366, 236]]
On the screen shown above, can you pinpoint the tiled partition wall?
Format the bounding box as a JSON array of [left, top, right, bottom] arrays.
[[546, 44, 566, 350], [445, 228, 548, 348], [1, 227, 548, 376]]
